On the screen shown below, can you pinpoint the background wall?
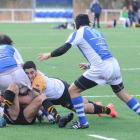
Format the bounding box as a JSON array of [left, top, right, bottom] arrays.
[[0, 0, 33, 21], [0, 0, 139, 22]]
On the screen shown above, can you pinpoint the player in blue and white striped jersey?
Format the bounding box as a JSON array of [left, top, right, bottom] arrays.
[[38, 14, 140, 129], [0, 34, 32, 127], [0, 34, 31, 95]]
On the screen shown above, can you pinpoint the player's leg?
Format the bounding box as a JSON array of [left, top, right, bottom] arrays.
[[55, 80, 111, 116], [82, 97, 117, 117], [24, 94, 73, 127], [111, 83, 140, 115], [0, 84, 19, 128], [23, 94, 45, 123], [42, 96, 74, 128], [8, 84, 20, 120], [83, 97, 111, 115], [67, 75, 98, 129], [110, 57, 140, 115]]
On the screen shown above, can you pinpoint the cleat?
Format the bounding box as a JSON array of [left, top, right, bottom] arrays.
[[96, 102, 103, 117], [58, 112, 74, 128], [66, 121, 89, 129], [107, 103, 118, 118], [0, 117, 6, 128], [37, 113, 45, 123]]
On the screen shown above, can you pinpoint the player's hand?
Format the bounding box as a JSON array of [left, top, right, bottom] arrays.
[[38, 53, 51, 62], [79, 63, 88, 70]]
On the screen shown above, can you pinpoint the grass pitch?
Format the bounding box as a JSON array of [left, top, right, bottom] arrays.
[[0, 23, 140, 140]]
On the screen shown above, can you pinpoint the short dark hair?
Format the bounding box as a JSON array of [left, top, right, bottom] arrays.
[[23, 61, 37, 70], [0, 34, 13, 45], [74, 14, 90, 29]]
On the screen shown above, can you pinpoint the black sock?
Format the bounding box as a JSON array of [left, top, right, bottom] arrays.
[[3, 90, 15, 119], [93, 104, 103, 114], [103, 107, 111, 114], [94, 105, 111, 114], [88, 101, 111, 114], [42, 99, 60, 123]]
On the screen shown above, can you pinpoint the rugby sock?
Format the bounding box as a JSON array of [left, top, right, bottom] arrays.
[[42, 108, 49, 116], [71, 96, 87, 124], [89, 101, 111, 114], [42, 99, 60, 123], [102, 107, 111, 114], [126, 97, 140, 115], [3, 90, 15, 119]]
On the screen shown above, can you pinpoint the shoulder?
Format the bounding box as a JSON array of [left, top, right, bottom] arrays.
[[32, 72, 47, 89], [6, 45, 15, 52]]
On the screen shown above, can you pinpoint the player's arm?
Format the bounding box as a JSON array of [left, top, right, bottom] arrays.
[[19, 94, 32, 105], [19, 89, 38, 102], [27, 90, 38, 100], [38, 43, 71, 62]]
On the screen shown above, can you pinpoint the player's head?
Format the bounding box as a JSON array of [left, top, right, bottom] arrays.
[[23, 61, 37, 82], [74, 14, 90, 30], [0, 34, 13, 45]]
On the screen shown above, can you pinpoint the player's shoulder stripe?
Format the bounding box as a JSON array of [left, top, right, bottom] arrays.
[[68, 31, 77, 43]]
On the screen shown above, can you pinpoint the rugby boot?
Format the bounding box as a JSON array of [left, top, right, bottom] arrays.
[[107, 103, 118, 118], [58, 112, 74, 128], [66, 121, 89, 129]]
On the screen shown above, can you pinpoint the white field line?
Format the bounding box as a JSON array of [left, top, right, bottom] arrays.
[[83, 95, 140, 98], [122, 68, 140, 70], [88, 134, 118, 140]]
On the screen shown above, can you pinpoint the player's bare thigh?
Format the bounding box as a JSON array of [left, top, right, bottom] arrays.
[[23, 94, 47, 123]]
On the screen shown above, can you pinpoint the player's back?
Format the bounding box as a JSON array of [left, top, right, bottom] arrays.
[[38, 71, 65, 100], [0, 45, 21, 73], [72, 26, 113, 65]]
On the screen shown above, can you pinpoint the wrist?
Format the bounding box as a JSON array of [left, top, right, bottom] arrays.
[[86, 63, 91, 69], [49, 53, 52, 58]]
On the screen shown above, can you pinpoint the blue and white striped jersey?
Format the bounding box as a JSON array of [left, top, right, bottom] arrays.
[[66, 26, 113, 65], [0, 44, 24, 73]]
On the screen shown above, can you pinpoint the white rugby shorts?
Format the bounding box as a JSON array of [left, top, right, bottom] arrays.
[[83, 57, 122, 86], [0, 66, 31, 95]]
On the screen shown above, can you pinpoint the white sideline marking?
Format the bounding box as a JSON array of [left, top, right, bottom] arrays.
[[88, 134, 118, 140], [122, 68, 140, 70], [83, 95, 140, 98]]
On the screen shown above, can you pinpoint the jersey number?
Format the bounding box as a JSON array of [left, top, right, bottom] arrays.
[[87, 28, 102, 37]]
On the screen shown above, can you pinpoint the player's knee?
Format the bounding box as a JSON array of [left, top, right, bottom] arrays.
[[68, 84, 81, 94], [7, 84, 19, 95], [68, 86, 73, 94], [38, 94, 47, 103]]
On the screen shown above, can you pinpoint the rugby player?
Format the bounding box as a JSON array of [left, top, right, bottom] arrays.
[[37, 14, 140, 129], [0, 34, 32, 126], [22, 61, 117, 118], [0, 84, 73, 128]]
